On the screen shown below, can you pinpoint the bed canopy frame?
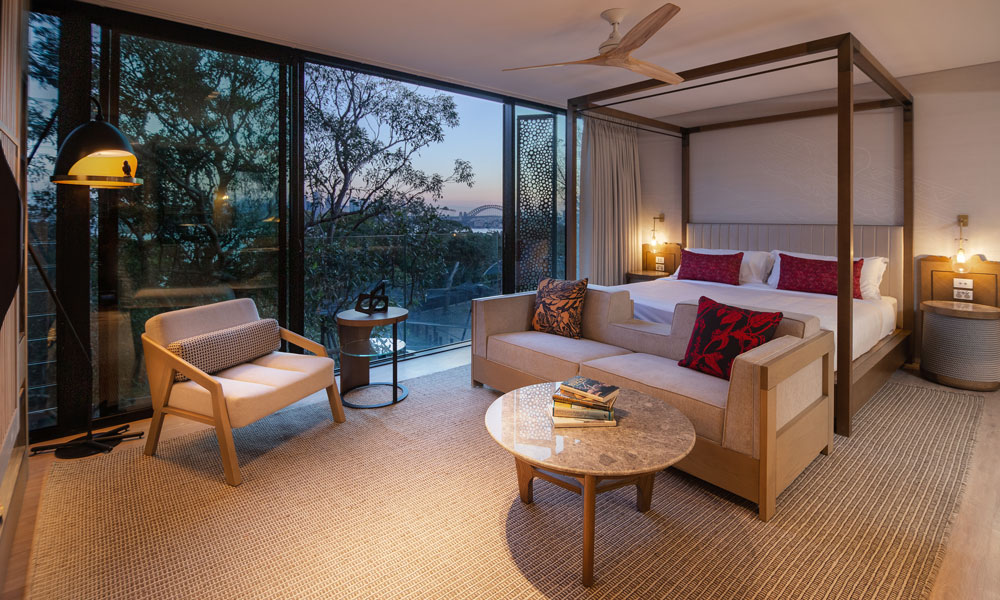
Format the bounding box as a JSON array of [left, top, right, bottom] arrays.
[[565, 33, 914, 437]]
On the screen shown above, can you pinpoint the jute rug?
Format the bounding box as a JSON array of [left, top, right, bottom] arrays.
[[28, 367, 982, 599]]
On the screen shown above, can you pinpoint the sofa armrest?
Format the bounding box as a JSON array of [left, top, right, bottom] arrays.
[[722, 330, 834, 458], [471, 292, 537, 357], [141, 333, 228, 425], [280, 327, 328, 357]]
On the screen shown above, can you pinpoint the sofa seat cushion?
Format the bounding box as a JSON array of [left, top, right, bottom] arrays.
[[168, 351, 335, 428], [580, 353, 729, 444], [488, 331, 631, 381]]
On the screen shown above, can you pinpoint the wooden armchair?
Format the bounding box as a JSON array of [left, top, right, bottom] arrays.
[[141, 298, 344, 485]]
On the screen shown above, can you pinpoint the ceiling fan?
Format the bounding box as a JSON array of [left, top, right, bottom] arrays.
[[504, 3, 684, 85]]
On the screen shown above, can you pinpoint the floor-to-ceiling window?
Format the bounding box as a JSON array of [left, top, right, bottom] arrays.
[[26, 9, 287, 438], [301, 62, 502, 360], [25, 2, 566, 441], [105, 34, 284, 414]]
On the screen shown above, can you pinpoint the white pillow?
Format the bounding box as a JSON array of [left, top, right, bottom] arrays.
[[679, 248, 774, 285], [766, 250, 888, 300]]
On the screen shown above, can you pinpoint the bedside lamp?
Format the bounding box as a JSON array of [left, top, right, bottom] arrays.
[[951, 214, 969, 274]]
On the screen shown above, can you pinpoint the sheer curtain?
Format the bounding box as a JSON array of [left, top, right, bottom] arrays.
[[580, 116, 642, 285]]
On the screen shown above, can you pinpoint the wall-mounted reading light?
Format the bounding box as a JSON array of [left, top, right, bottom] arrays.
[[650, 213, 664, 246], [952, 214, 969, 273]]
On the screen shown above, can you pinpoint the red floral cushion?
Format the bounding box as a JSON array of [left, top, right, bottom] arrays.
[[777, 254, 864, 299], [532, 277, 589, 338], [676, 250, 743, 285], [679, 297, 784, 380]]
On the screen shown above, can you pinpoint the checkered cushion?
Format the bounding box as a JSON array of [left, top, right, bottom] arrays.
[[167, 318, 281, 382]]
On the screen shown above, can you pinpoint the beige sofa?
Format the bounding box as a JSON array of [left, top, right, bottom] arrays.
[[471, 288, 834, 520]]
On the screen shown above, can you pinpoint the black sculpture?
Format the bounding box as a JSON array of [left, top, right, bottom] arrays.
[[354, 280, 390, 315]]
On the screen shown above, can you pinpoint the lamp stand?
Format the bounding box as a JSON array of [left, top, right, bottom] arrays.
[[26, 242, 143, 459]]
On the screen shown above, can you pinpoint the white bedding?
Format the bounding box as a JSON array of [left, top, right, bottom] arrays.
[[598, 279, 898, 364]]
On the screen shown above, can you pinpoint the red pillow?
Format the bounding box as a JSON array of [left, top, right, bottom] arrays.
[[676, 250, 743, 285], [777, 254, 863, 299], [679, 296, 783, 380]]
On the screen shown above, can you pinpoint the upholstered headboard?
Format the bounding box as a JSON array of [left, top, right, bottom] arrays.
[[686, 223, 904, 322]]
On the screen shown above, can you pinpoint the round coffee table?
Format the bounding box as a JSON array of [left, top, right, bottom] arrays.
[[485, 382, 695, 587], [336, 307, 408, 408]]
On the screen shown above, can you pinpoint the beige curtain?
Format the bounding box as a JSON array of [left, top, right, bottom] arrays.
[[580, 116, 642, 285]]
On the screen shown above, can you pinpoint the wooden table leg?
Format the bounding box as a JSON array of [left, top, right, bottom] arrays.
[[636, 472, 655, 513], [515, 458, 534, 504], [337, 323, 373, 393], [582, 474, 597, 587]]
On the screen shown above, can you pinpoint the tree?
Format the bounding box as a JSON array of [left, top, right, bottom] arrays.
[[302, 65, 477, 348]]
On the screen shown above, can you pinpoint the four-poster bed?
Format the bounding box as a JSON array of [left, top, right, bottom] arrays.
[[565, 33, 915, 437]]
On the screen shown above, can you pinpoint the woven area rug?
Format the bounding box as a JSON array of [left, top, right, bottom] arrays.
[[28, 367, 982, 599]]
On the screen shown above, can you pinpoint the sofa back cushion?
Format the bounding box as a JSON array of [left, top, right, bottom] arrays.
[[145, 298, 261, 346], [532, 277, 588, 338], [167, 318, 281, 381], [678, 297, 783, 379]]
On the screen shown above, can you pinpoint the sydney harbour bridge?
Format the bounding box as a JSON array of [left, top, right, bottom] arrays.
[[446, 204, 502, 230]]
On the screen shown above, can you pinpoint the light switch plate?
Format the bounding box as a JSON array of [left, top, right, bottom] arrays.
[[954, 278, 973, 289], [655, 264, 665, 272], [953, 289, 973, 301], [655, 256, 665, 264]]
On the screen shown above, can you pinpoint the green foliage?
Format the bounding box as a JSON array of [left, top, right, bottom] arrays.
[[302, 65, 486, 349]]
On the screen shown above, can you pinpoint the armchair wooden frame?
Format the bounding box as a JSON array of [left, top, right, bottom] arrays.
[[565, 32, 914, 437], [141, 327, 345, 486]]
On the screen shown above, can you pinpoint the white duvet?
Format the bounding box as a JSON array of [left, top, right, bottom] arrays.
[[598, 280, 898, 364]]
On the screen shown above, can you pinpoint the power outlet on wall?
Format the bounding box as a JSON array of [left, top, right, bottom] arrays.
[[953, 289, 973, 301], [655, 256, 665, 264], [655, 264, 665, 272], [954, 278, 973, 289]]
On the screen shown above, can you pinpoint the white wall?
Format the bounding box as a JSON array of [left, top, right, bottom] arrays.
[[637, 131, 683, 246], [681, 61, 1000, 260]]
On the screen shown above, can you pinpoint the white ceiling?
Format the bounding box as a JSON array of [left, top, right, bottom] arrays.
[[85, 0, 1000, 118]]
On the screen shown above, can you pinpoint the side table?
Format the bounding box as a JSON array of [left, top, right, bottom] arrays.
[[920, 300, 1000, 391], [336, 307, 409, 408]]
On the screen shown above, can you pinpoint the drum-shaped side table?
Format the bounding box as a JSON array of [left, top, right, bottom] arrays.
[[336, 307, 409, 408], [920, 300, 1000, 391]]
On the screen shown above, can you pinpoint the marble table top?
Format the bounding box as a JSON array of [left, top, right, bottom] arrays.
[[485, 382, 696, 477]]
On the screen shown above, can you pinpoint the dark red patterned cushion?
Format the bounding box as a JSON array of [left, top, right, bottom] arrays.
[[676, 250, 743, 285], [679, 297, 783, 380], [777, 254, 863, 299], [532, 277, 588, 338]]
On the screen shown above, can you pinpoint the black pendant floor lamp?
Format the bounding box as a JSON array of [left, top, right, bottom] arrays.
[[29, 97, 146, 459]]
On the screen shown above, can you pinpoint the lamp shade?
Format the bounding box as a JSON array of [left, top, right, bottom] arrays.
[[50, 119, 142, 188]]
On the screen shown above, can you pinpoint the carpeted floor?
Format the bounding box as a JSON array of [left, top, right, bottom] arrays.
[[28, 366, 982, 599]]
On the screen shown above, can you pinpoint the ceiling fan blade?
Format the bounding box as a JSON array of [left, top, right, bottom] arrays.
[[621, 58, 684, 85], [612, 3, 680, 55], [503, 56, 605, 72]]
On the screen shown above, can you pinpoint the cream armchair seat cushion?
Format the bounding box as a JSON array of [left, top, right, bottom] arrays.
[[167, 351, 334, 429], [488, 331, 632, 381], [580, 353, 729, 444]]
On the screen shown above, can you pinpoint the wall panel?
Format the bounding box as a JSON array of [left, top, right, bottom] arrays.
[[0, 0, 29, 582]]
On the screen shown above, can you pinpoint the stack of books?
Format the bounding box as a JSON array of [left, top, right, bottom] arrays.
[[551, 376, 619, 428]]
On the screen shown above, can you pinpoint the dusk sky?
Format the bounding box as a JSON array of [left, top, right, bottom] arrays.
[[407, 91, 503, 214]]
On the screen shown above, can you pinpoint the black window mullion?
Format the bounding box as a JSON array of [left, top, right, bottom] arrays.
[[501, 102, 515, 295], [55, 12, 94, 434], [288, 57, 305, 339]]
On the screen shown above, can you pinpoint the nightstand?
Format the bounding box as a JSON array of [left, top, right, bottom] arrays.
[[920, 300, 1000, 391], [625, 270, 673, 284]]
